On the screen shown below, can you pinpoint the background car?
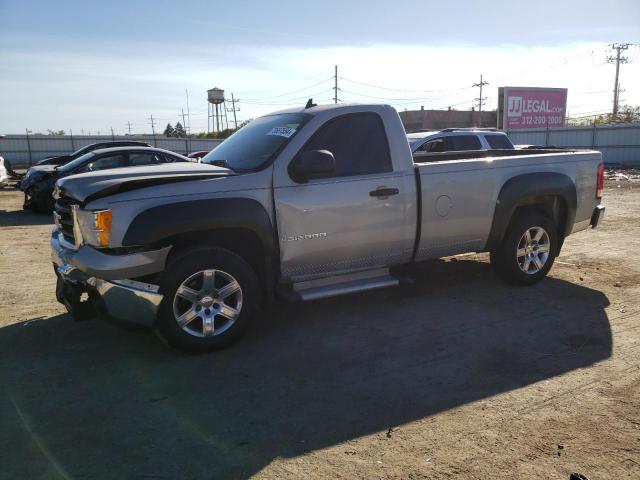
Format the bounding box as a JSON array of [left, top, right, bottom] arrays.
[[187, 150, 210, 161], [407, 128, 514, 155], [21, 146, 189, 212], [37, 141, 151, 166], [0, 156, 8, 187]]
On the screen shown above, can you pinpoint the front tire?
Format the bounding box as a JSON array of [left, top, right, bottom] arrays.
[[490, 209, 558, 286], [156, 247, 260, 353]]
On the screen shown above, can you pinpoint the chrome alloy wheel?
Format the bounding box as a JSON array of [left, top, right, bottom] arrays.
[[516, 226, 551, 274], [172, 269, 243, 337]]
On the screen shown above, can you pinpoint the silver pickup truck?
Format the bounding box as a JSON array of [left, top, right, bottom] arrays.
[[51, 103, 605, 353]]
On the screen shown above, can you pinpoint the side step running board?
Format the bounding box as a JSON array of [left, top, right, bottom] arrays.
[[291, 268, 400, 301]]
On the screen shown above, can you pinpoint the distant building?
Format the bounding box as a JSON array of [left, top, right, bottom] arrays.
[[399, 107, 497, 133]]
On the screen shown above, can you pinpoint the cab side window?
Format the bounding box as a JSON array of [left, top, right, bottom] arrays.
[[78, 154, 127, 173], [485, 134, 514, 149], [128, 153, 163, 166], [419, 138, 445, 153], [444, 135, 482, 151], [298, 113, 392, 177]]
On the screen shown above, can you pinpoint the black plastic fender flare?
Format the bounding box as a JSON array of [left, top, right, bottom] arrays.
[[485, 172, 577, 251]]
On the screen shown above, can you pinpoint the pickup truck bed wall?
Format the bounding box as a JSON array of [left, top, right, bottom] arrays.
[[415, 150, 599, 261]]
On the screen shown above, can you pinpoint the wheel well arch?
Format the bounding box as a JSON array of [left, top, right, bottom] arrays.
[[122, 198, 278, 300], [486, 172, 576, 252], [166, 228, 267, 281]]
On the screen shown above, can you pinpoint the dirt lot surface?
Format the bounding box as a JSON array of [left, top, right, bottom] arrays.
[[1, 180, 639, 480]]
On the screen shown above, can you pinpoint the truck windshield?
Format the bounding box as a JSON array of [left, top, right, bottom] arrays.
[[201, 113, 310, 171]]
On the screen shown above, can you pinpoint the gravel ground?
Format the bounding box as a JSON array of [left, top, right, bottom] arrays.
[[0, 180, 639, 480]]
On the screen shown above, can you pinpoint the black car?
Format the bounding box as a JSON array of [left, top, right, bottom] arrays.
[[21, 146, 189, 212], [37, 141, 151, 166], [187, 150, 210, 160]]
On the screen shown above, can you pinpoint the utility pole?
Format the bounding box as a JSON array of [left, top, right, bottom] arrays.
[[334, 65, 338, 104], [185, 89, 191, 136], [227, 93, 240, 129], [25, 128, 32, 166], [473, 74, 489, 126], [110, 127, 115, 141], [126, 121, 132, 136], [149, 115, 156, 146], [607, 43, 629, 115], [181, 109, 188, 132]]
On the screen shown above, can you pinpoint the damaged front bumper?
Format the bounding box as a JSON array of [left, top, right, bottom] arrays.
[[51, 229, 169, 326]]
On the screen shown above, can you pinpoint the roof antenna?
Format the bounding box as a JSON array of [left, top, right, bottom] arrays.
[[305, 98, 317, 109]]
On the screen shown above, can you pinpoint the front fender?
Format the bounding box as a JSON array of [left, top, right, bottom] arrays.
[[121, 197, 276, 253]]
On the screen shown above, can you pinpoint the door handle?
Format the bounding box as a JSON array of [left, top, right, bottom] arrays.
[[369, 187, 399, 198]]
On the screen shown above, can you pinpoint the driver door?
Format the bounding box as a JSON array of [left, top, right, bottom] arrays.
[[274, 113, 415, 281]]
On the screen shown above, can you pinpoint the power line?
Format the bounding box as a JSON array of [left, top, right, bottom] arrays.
[[338, 76, 471, 93], [339, 88, 459, 103], [240, 76, 333, 101], [241, 89, 334, 105], [607, 43, 630, 115]]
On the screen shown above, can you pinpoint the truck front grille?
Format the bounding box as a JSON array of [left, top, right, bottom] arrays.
[[54, 195, 77, 246]]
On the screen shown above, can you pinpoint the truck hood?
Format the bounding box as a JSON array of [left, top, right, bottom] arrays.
[[56, 162, 233, 204]]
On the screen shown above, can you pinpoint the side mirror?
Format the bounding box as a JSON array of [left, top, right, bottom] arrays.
[[289, 149, 335, 182]]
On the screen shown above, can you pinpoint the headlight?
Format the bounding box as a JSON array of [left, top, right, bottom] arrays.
[[76, 209, 113, 247]]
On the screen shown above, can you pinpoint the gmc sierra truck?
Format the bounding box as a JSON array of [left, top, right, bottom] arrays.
[[51, 103, 605, 353]]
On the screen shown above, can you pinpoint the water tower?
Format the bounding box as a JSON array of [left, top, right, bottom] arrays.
[[207, 87, 229, 133]]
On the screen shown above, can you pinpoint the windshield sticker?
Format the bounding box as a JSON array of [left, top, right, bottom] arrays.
[[267, 126, 296, 138]]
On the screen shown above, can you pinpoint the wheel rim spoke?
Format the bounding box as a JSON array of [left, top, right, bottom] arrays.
[[176, 307, 198, 327], [516, 248, 527, 258], [533, 228, 544, 242], [218, 280, 240, 299], [524, 229, 532, 243], [202, 270, 216, 293], [533, 255, 544, 270], [219, 303, 240, 321], [202, 314, 215, 336], [537, 244, 550, 253], [176, 285, 199, 302]]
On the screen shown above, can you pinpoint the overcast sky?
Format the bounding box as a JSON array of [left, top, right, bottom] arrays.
[[1, 0, 639, 134]]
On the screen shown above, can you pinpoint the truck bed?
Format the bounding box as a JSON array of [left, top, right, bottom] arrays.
[[412, 149, 602, 261]]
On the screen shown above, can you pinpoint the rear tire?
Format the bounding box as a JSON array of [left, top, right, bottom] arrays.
[[156, 247, 260, 353], [490, 209, 558, 286]]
